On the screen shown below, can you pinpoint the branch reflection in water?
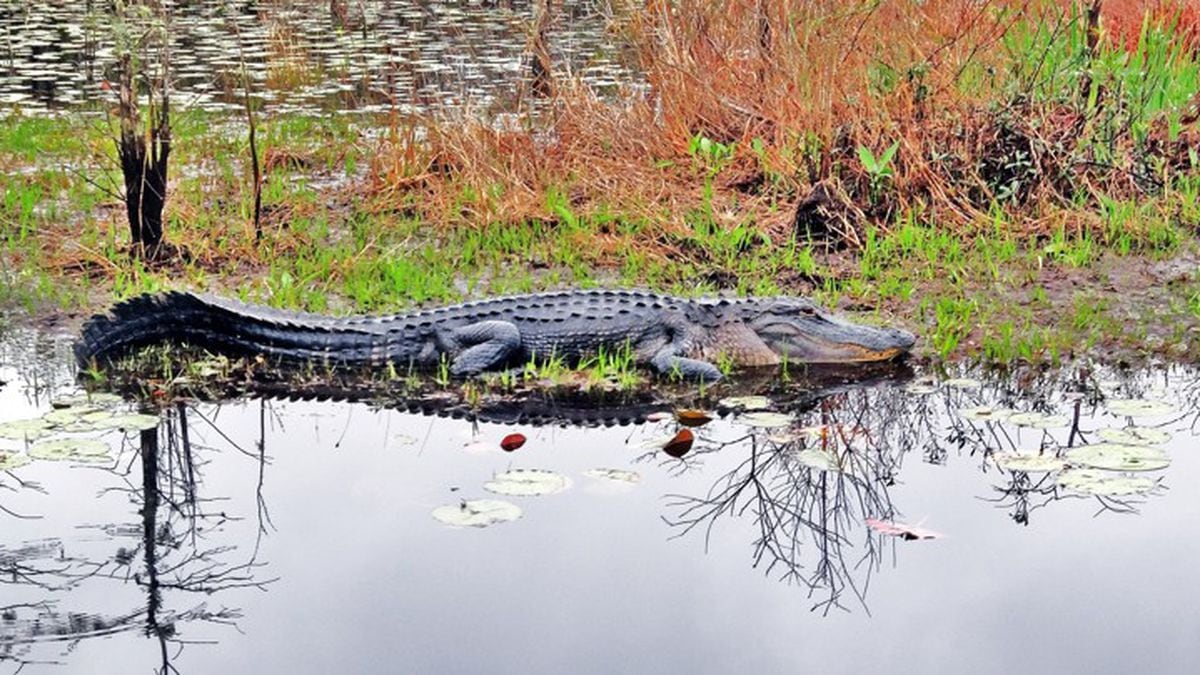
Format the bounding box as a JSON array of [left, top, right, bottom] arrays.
[[1, 403, 273, 674]]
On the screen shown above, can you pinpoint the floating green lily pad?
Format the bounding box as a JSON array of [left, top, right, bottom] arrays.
[[717, 395, 771, 411], [432, 499, 523, 528], [483, 469, 570, 496], [1098, 427, 1172, 446], [0, 452, 31, 470], [958, 405, 1014, 422], [795, 449, 839, 472], [1107, 399, 1176, 418], [584, 468, 641, 483], [1057, 469, 1156, 496], [91, 413, 160, 432], [738, 412, 794, 428], [0, 418, 54, 441], [43, 408, 91, 426], [994, 453, 1068, 473], [1008, 412, 1069, 429], [1066, 443, 1170, 472], [28, 438, 111, 463]]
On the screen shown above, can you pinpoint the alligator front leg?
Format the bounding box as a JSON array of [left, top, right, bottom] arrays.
[[444, 321, 523, 376], [650, 347, 723, 382]]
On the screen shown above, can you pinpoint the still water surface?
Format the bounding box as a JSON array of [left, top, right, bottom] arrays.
[[1, 329, 1199, 674]]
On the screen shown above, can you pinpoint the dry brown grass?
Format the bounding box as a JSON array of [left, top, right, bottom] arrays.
[[365, 0, 1200, 250]]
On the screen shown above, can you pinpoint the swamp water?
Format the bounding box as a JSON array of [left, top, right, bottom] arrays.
[[1, 329, 1198, 674]]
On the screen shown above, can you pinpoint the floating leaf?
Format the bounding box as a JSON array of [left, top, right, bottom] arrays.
[[1066, 443, 1170, 472], [717, 395, 771, 411], [500, 433, 526, 452], [483, 469, 570, 496], [866, 518, 941, 540], [583, 468, 641, 483], [29, 438, 111, 463], [662, 429, 694, 458], [1057, 469, 1156, 496], [738, 411, 794, 428], [1107, 398, 1176, 418], [0, 418, 54, 441], [1008, 412, 1069, 429], [1098, 427, 1172, 446], [795, 449, 839, 472], [675, 409, 712, 427], [432, 499, 523, 528], [644, 412, 673, 423], [43, 408, 94, 426], [904, 382, 939, 395], [92, 413, 160, 432], [958, 405, 1014, 422], [944, 377, 982, 389], [0, 452, 31, 470], [994, 453, 1068, 473]]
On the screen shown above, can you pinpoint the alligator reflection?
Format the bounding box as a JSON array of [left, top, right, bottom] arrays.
[[1, 404, 271, 674]]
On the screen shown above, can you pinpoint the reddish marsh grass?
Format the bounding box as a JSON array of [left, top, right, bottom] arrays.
[[367, 0, 1200, 253]]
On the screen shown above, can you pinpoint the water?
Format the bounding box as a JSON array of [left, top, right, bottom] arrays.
[[0, 1, 629, 115], [2, 328, 1199, 673]]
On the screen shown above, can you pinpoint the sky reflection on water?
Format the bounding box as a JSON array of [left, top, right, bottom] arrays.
[[1, 330, 1199, 674]]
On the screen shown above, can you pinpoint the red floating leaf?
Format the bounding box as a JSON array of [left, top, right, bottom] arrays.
[[866, 517, 941, 541], [662, 429, 694, 458], [500, 433, 526, 452], [675, 409, 713, 427]]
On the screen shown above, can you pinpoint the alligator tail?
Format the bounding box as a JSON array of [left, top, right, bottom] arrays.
[[74, 292, 394, 369]]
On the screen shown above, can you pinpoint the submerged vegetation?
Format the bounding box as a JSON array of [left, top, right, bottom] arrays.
[[1, 0, 1199, 366]]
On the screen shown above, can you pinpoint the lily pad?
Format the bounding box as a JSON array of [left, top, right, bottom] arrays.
[[583, 468, 641, 483], [0, 418, 54, 441], [0, 452, 31, 470], [28, 438, 111, 463], [483, 469, 570, 496], [1007, 412, 1069, 429], [904, 382, 939, 395], [717, 395, 771, 411], [1057, 469, 1156, 496], [91, 413, 161, 432], [43, 408, 92, 426], [994, 453, 1068, 473], [432, 499, 523, 528], [795, 449, 839, 472], [738, 411, 794, 428], [1097, 427, 1172, 446], [1066, 443, 1170, 472], [958, 405, 1014, 422], [1107, 398, 1176, 418]]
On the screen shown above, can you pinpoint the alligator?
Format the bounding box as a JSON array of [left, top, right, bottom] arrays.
[[74, 290, 916, 381]]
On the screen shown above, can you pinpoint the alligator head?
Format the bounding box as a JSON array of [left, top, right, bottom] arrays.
[[739, 297, 916, 363]]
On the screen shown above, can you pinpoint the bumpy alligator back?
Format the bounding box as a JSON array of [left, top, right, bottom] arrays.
[[74, 292, 397, 368]]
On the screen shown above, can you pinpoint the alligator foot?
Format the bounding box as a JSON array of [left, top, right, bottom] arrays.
[[446, 321, 522, 376], [650, 350, 723, 382]]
